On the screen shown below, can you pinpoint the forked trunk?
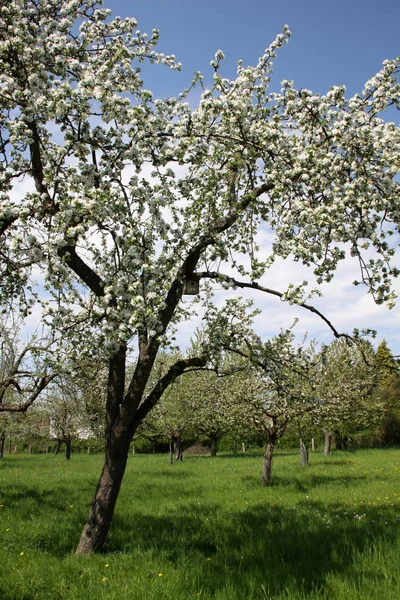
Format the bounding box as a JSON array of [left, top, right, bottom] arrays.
[[262, 436, 276, 486], [75, 344, 206, 553]]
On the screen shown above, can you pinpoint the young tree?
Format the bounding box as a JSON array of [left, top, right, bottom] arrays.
[[1, 1, 399, 552]]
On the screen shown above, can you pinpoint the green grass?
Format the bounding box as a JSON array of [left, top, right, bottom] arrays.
[[0, 448, 399, 599]]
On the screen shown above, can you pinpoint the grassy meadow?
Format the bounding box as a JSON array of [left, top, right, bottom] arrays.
[[0, 448, 399, 600]]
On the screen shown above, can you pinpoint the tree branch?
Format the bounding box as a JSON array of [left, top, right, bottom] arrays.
[[58, 245, 106, 297], [197, 270, 353, 341], [158, 182, 273, 333], [0, 373, 58, 412], [131, 355, 208, 431]]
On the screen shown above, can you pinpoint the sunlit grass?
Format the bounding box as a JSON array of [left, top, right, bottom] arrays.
[[0, 448, 399, 599]]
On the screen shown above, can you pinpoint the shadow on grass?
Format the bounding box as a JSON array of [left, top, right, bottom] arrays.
[[107, 501, 399, 598], [240, 471, 367, 494]]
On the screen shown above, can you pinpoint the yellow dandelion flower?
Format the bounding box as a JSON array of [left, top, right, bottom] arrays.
[[70, 505, 73, 508], [158, 573, 163, 577], [5, 528, 10, 532], [20, 552, 24, 556], [207, 557, 212, 561], [102, 577, 107, 582], [105, 564, 109, 568]]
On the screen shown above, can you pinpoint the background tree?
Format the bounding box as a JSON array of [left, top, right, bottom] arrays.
[[373, 341, 400, 444], [137, 352, 196, 461], [139, 377, 194, 463], [0, 316, 58, 413], [45, 365, 107, 459], [187, 367, 244, 458], [1, 0, 399, 553], [313, 339, 379, 454], [203, 303, 318, 484]]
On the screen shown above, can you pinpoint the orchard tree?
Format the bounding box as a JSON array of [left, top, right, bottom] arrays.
[[314, 339, 379, 454], [373, 341, 400, 443], [137, 352, 197, 461], [45, 364, 107, 458], [187, 368, 243, 458], [203, 302, 318, 484], [1, 0, 399, 552], [139, 372, 193, 462], [0, 316, 58, 413]]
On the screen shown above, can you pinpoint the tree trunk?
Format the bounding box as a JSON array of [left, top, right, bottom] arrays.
[[75, 431, 130, 554], [65, 437, 71, 460], [169, 440, 173, 465], [210, 436, 217, 458], [334, 430, 343, 450], [232, 439, 237, 454], [262, 436, 276, 486], [175, 440, 183, 461], [54, 440, 61, 455], [299, 436, 309, 467], [0, 432, 5, 459], [75, 344, 206, 554], [323, 429, 332, 455]]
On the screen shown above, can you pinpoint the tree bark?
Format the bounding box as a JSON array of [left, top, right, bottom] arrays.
[[262, 435, 276, 486], [175, 440, 183, 461], [0, 432, 5, 459], [323, 429, 332, 455], [75, 430, 130, 553], [334, 430, 343, 450], [65, 437, 71, 460], [54, 440, 61, 455], [76, 343, 129, 554], [299, 436, 309, 467], [210, 436, 217, 458], [169, 439, 173, 465]]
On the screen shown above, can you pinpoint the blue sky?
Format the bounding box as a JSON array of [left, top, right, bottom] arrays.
[[91, 0, 400, 355], [106, 0, 400, 98]]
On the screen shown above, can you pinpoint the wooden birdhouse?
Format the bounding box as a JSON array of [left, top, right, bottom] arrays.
[[183, 276, 200, 295]]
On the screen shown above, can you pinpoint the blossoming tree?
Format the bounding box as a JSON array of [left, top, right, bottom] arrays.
[[0, 0, 399, 552], [314, 339, 381, 454], [202, 301, 319, 483]]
